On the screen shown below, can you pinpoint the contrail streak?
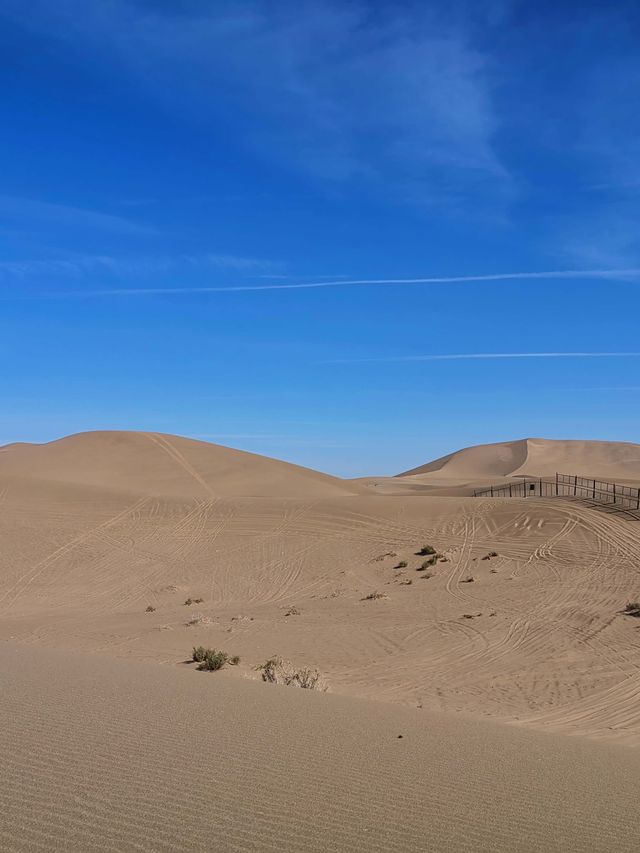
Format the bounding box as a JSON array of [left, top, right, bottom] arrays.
[[4, 268, 640, 298], [323, 352, 640, 364]]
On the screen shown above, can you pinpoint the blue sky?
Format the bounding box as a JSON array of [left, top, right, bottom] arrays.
[[1, 0, 640, 476]]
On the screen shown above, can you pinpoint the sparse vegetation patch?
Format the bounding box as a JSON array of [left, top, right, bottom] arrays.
[[362, 591, 387, 601], [622, 602, 640, 618], [145, 605, 156, 612], [256, 656, 327, 691]]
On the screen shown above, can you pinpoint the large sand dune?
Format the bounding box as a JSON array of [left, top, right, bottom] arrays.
[[399, 437, 640, 481], [0, 430, 357, 498], [3, 430, 640, 850]]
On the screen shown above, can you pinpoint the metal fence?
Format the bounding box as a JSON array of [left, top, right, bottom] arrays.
[[474, 472, 640, 511]]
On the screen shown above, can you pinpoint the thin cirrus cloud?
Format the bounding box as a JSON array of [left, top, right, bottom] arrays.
[[7, 267, 640, 299], [0, 252, 281, 279], [322, 352, 640, 365], [0, 195, 153, 236], [0, 1, 506, 203]]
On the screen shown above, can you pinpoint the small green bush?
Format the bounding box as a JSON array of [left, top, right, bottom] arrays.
[[396, 560, 408, 569], [417, 556, 437, 570], [229, 655, 241, 666]]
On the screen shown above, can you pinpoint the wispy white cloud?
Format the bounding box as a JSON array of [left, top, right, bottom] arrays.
[[0, 1, 508, 208], [0, 195, 153, 236], [5, 267, 640, 298], [323, 352, 640, 364], [0, 252, 281, 279]]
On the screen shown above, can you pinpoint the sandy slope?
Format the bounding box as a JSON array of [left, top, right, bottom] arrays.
[[0, 431, 358, 498], [3, 642, 640, 853], [3, 430, 640, 850], [399, 437, 640, 481]]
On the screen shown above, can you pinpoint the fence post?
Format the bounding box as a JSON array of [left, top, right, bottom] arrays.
[[539, 477, 543, 496], [613, 482, 616, 504], [593, 479, 596, 499], [490, 484, 494, 497], [555, 472, 558, 496], [637, 487, 640, 510], [574, 474, 577, 496], [509, 484, 512, 497]]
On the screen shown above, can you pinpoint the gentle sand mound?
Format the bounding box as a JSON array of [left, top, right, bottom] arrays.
[[0, 430, 357, 498]]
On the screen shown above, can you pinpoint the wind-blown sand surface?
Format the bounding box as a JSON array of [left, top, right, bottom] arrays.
[[3, 642, 640, 853], [2, 431, 640, 850]]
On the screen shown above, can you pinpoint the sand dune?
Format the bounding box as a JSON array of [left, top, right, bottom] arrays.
[[0, 430, 357, 498], [3, 429, 640, 850], [399, 437, 640, 482]]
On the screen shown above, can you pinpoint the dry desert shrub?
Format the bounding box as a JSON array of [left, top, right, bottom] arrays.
[[418, 556, 437, 570], [192, 646, 240, 669], [197, 649, 229, 671], [395, 560, 408, 569], [145, 605, 156, 612], [184, 597, 194, 606], [417, 544, 436, 556], [192, 645, 208, 662], [186, 611, 213, 627], [257, 656, 327, 691], [622, 602, 640, 617], [361, 591, 387, 601]]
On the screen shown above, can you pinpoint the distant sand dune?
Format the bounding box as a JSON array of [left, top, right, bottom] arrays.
[[399, 437, 640, 481]]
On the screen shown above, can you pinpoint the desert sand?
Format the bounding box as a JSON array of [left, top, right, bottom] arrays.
[[3, 430, 640, 850]]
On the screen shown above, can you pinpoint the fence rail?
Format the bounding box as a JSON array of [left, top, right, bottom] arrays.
[[473, 472, 640, 511]]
